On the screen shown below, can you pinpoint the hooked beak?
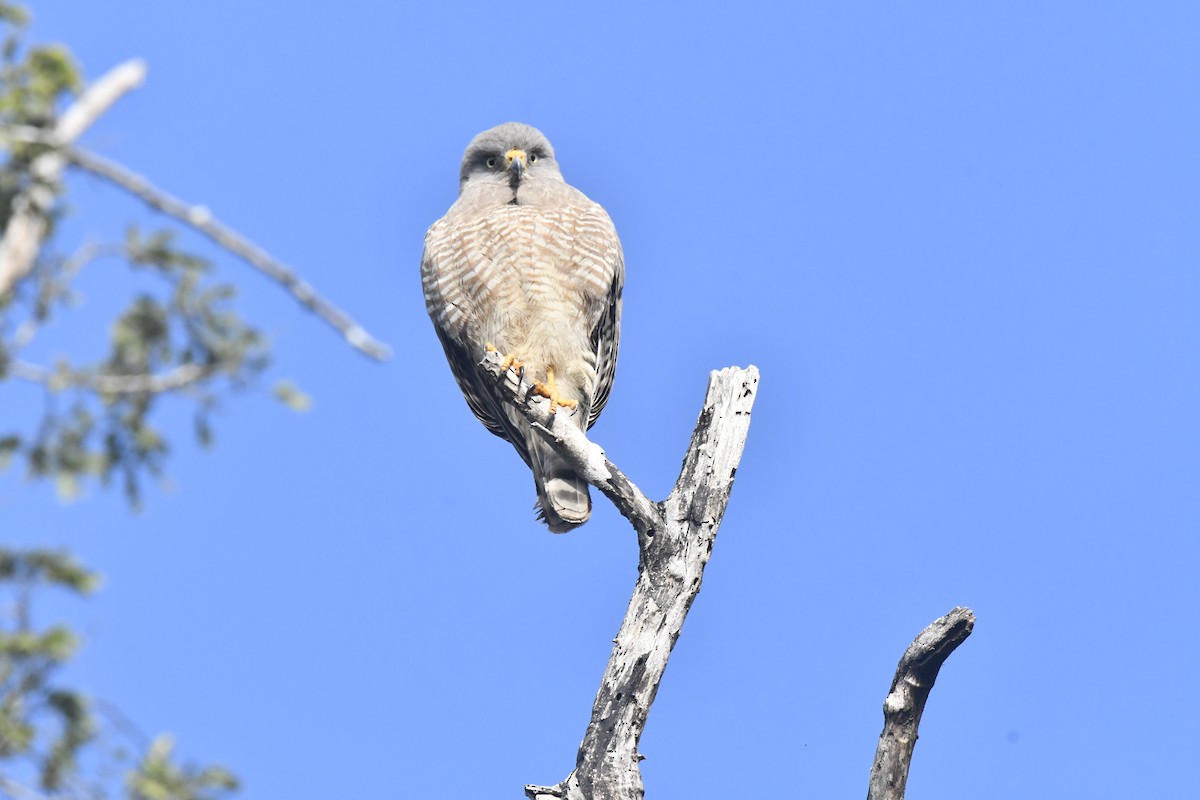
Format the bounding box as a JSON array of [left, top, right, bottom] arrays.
[[505, 148, 527, 186]]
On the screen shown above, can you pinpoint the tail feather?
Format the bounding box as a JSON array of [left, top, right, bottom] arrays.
[[529, 435, 591, 533]]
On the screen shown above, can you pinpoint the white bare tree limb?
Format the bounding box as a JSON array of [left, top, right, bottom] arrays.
[[485, 351, 976, 798], [867, 607, 975, 800], [479, 353, 759, 800], [0, 59, 147, 298], [64, 146, 392, 362], [1, 59, 390, 362], [9, 359, 218, 395], [0, 775, 51, 800]]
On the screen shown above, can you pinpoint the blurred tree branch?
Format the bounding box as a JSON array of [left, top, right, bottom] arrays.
[[9, 359, 216, 394], [0, 58, 145, 297], [0, 4, 387, 505], [0, 3, 383, 798], [62, 146, 391, 361]]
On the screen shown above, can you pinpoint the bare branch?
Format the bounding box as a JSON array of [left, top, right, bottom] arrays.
[[0, 59, 147, 297], [0, 775, 51, 800], [57, 240, 126, 285], [480, 355, 760, 800], [478, 349, 663, 537], [9, 359, 218, 395], [7, 241, 125, 352], [867, 607, 975, 800], [65, 146, 392, 362], [0, 62, 389, 362]]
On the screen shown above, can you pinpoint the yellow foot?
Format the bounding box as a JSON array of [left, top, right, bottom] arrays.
[[532, 367, 578, 415], [485, 343, 524, 374]]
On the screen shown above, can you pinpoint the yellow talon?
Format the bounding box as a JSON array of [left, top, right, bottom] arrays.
[[532, 367, 578, 414], [485, 343, 523, 373]]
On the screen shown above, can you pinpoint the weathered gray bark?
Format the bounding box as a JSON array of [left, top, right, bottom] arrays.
[[866, 607, 975, 800], [478, 354, 758, 800], [482, 352, 974, 798]]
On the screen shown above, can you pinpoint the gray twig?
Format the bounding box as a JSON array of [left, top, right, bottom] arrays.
[[866, 607, 976, 800], [65, 146, 391, 362], [9, 360, 218, 395], [7, 241, 125, 352]]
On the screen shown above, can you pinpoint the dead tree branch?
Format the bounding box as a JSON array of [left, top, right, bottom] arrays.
[[0, 59, 146, 298], [8, 359, 218, 395], [1, 60, 390, 361], [867, 607, 975, 800], [64, 146, 391, 361], [479, 353, 759, 800], [479, 350, 664, 538]]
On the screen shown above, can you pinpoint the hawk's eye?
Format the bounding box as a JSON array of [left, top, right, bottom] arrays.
[[529, 153, 539, 164], [485, 157, 497, 169]]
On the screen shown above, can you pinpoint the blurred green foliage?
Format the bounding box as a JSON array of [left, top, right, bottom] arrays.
[[0, 1, 348, 795], [0, 1, 303, 509], [0, 548, 239, 800]]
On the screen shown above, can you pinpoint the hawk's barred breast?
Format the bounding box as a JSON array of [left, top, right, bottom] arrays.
[[422, 203, 619, 343]]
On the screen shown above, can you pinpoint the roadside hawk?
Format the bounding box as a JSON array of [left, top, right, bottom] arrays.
[[421, 123, 624, 532]]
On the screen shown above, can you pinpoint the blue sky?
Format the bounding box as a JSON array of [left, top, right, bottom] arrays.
[[5, 2, 1198, 797]]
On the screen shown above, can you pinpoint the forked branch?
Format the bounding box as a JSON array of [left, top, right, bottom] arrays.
[[478, 353, 759, 800], [0, 59, 146, 298]]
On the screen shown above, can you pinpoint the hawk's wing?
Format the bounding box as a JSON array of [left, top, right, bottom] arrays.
[[587, 246, 623, 430], [420, 218, 533, 467]]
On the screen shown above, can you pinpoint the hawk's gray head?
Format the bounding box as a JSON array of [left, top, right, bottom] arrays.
[[458, 122, 563, 194]]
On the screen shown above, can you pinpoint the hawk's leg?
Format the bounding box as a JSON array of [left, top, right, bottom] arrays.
[[532, 367, 578, 416]]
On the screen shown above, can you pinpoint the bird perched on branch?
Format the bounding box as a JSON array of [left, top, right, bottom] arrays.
[[420, 123, 624, 532]]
